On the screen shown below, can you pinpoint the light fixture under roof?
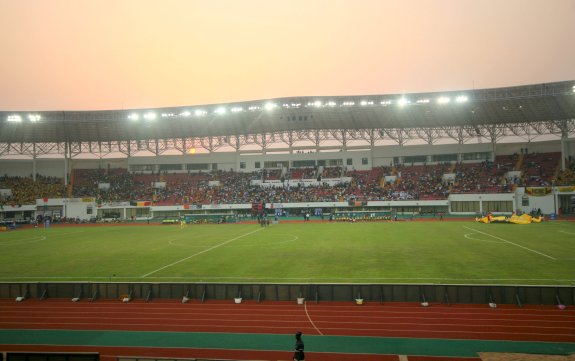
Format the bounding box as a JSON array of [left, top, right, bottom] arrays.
[[397, 98, 409, 107], [7, 114, 22, 122], [455, 95, 468, 103], [214, 107, 226, 114], [28, 114, 41, 122], [264, 102, 277, 110], [144, 112, 157, 120], [128, 113, 139, 121], [194, 109, 207, 117], [437, 96, 451, 104]]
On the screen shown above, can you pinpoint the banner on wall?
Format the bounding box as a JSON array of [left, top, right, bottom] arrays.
[[557, 186, 575, 193], [130, 201, 152, 207], [525, 187, 552, 196]]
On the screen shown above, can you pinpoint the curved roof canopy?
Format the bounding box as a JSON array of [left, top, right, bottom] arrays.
[[1, 81, 574, 157]]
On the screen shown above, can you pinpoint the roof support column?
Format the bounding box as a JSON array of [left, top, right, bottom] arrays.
[[559, 120, 569, 171], [561, 131, 567, 171], [32, 144, 37, 182], [64, 142, 69, 187]]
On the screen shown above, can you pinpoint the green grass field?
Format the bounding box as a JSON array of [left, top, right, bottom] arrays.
[[0, 221, 574, 285]]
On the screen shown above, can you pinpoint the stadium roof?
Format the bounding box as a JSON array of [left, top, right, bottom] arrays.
[[1, 81, 575, 157]]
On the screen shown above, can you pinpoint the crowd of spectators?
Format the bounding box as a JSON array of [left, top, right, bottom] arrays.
[[449, 160, 513, 194], [1, 152, 570, 206], [0, 174, 67, 205]]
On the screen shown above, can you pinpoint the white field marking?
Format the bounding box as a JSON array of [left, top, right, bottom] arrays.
[[5, 276, 573, 285], [0, 235, 46, 246], [463, 233, 504, 243], [0, 230, 84, 246], [463, 226, 557, 260], [141, 228, 264, 278], [304, 301, 324, 336], [52, 230, 86, 236], [226, 234, 299, 247], [558, 230, 575, 236], [169, 234, 298, 248]]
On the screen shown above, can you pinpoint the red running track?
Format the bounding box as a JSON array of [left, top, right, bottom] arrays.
[[1, 299, 573, 342], [1, 298, 574, 360]]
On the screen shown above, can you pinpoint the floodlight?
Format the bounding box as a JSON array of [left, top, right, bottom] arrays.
[[215, 107, 226, 114], [572, 85, 575, 93], [248, 105, 261, 111], [360, 100, 373, 106], [397, 98, 409, 107], [437, 96, 450, 104], [180, 111, 191, 117], [194, 109, 207, 116], [28, 114, 41, 122], [7, 115, 22, 122], [161, 113, 174, 118], [416, 99, 430, 104], [314, 100, 322, 107], [264, 102, 277, 110], [342, 101, 355, 106], [128, 113, 139, 121], [380, 100, 392, 106], [231, 107, 243, 113], [327, 101, 337, 107], [144, 112, 157, 120], [455, 95, 468, 103]]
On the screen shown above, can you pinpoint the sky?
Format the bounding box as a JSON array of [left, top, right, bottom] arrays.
[[0, 0, 574, 111]]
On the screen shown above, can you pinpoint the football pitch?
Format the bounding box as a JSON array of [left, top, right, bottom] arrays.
[[0, 220, 574, 285]]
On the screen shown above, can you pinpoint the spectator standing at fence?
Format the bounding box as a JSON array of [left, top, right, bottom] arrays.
[[293, 331, 305, 361]]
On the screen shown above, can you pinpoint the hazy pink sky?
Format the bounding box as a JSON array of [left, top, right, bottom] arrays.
[[1, 0, 574, 111]]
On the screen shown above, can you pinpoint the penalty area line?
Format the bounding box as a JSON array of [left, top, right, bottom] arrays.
[[141, 228, 263, 278], [463, 226, 556, 260]]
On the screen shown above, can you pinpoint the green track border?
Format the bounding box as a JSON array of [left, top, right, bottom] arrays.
[[1, 330, 574, 358]]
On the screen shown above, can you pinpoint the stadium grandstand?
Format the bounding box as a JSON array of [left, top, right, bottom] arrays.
[[1, 81, 575, 223]]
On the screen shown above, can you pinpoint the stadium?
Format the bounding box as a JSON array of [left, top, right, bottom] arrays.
[[1, 80, 575, 360], [2, 0, 575, 359]]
